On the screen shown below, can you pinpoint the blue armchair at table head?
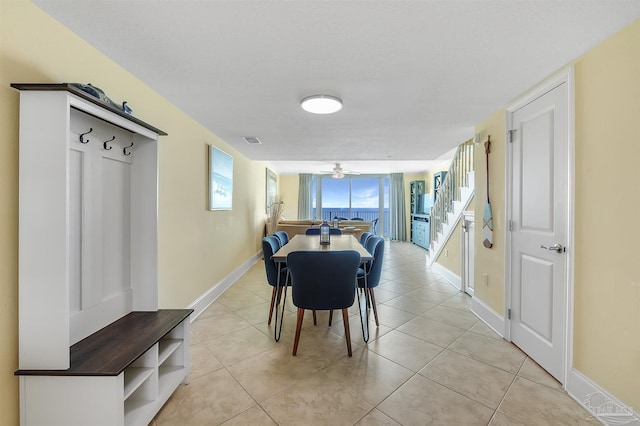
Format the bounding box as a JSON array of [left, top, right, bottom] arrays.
[[262, 236, 290, 325], [358, 237, 385, 326], [286, 250, 361, 357]]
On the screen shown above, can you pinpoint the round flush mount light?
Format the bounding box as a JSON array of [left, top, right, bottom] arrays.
[[300, 94, 343, 114]]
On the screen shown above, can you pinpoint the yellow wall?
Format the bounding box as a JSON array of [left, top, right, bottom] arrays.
[[473, 113, 506, 314], [435, 221, 462, 276], [472, 18, 640, 411], [279, 175, 299, 219], [0, 2, 269, 422], [572, 19, 640, 410]]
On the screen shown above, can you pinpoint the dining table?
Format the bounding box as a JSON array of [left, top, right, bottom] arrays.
[[271, 234, 374, 343]]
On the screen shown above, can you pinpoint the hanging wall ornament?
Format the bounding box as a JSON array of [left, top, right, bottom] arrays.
[[483, 136, 494, 248]]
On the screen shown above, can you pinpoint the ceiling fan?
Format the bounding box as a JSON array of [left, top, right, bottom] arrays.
[[318, 163, 361, 179]]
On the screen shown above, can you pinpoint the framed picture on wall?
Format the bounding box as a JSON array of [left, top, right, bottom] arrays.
[[209, 146, 233, 210], [266, 167, 277, 213]]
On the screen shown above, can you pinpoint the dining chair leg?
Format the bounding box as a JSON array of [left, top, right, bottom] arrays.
[[275, 285, 285, 304], [293, 308, 305, 356], [328, 310, 333, 326], [312, 310, 317, 326], [267, 286, 277, 325], [341, 308, 352, 357], [368, 288, 379, 326]]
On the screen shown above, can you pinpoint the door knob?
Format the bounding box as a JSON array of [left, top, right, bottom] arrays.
[[540, 243, 564, 253]]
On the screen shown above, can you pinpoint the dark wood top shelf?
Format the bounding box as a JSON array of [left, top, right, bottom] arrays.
[[11, 83, 168, 136], [15, 309, 192, 377]]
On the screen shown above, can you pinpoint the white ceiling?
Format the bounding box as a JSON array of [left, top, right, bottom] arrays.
[[33, 1, 640, 175]]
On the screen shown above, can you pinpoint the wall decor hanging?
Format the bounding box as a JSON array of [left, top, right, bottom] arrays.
[[266, 167, 277, 213], [209, 145, 233, 210], [483, 135, 494, 248]]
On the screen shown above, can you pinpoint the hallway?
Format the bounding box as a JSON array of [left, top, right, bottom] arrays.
[[153, 241, 593, 425]]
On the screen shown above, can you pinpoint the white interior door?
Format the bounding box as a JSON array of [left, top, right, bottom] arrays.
[[508, 77, 570, 383]]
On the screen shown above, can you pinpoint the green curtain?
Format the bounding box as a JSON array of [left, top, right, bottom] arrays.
[[389, 173, 406, 241], [298, 173, 313, 219]]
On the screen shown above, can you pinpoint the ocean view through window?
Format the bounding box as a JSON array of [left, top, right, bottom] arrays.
[[312, 175, 389, 236]]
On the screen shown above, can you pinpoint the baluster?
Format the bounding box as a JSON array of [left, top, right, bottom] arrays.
[[463, 141, 467, 187]]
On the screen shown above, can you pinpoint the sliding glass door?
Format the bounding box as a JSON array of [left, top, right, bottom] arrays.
[[312, 175, 389, 236]]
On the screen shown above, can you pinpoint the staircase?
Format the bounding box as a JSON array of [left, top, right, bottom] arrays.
[[426, 140, 475, 266]]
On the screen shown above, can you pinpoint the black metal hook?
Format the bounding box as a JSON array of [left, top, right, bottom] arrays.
[[79, 128, 93, 144], [103, 136, 115, 150], [123, 142, 134, 156]]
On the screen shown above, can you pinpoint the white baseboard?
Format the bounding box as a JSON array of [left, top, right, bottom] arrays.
[[468, 297, 640, 425], [430, 262, 461, 290], [188, 250, 262, 321], [566, 368, 640, 425], [470, 296, 505, 338]]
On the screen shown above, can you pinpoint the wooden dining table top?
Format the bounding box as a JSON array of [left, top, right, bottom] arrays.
[[271, 234, 373, 262]]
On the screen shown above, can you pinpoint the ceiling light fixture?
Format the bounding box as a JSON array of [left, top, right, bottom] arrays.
[[301, 95, 342, 114]]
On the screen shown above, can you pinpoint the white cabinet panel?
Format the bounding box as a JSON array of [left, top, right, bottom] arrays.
[[14, 84, 184, 426]]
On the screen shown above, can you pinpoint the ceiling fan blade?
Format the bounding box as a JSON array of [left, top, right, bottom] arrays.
[[314, 163, 361, 176]]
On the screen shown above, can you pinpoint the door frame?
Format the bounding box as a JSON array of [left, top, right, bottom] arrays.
[[504, 67, 575, 387]]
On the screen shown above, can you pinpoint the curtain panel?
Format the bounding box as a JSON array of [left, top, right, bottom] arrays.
[[389, 173, 406, 241], [298, 173, 313, 219]]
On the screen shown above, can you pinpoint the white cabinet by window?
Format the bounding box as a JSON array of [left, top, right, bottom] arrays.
[[12, 84, 191, 426]]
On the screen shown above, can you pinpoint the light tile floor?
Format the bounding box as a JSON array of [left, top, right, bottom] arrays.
[[153, 241, 596, 425]]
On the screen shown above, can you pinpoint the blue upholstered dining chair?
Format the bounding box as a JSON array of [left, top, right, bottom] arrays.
[[305, 227, 343, 235], [262, 236, 290, 325], [357, 237, 385, 326], [273, 231, 289, 246], [359, 232, 373, 246], [286, 250, 361, 357]]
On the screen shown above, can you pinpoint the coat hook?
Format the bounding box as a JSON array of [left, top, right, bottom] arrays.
[[79, 128, 93, 144], [123, 142, 134, 156], [103, 136, 116, 150]]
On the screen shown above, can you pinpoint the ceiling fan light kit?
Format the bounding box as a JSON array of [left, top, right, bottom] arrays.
[[300, 94, 342, 114], [320, 162, 359, 179]]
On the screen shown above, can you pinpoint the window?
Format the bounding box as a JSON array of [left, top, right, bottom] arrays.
[[312, 175, 389, 236]]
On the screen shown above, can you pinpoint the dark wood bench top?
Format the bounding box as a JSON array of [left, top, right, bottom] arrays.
[[15, 309, 193, 377]]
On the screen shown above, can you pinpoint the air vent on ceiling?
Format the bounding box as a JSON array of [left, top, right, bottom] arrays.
[[243, 136, 262, 144]]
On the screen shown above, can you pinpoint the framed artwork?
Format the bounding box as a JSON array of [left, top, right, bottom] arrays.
[[266, 168, 277, 213], [209, 146, 233, 210]]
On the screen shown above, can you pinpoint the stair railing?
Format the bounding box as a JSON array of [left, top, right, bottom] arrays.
[[430, 139, 475, 247]]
